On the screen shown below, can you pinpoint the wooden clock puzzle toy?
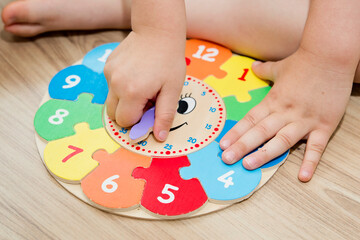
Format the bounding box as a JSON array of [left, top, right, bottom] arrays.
[[34, 39, 289, 219]]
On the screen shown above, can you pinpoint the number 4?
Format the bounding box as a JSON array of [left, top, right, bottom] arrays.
[[217, 171, 235, 188]]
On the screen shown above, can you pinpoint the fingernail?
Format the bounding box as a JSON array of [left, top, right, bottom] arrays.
[[158, 130, 168, 141], [300, 170, 311, 181], [252, 61, 261, 67], [220, 140, 230, 149], [223, 151, 236, 164], [244, 156, 256, 169]]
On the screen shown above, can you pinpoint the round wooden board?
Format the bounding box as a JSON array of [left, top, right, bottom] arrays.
[[34, 54, 287, 219]]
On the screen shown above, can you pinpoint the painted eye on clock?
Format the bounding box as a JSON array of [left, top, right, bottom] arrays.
[[177, 96, 196, 115]]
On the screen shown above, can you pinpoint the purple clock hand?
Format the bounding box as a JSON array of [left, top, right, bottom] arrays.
[[129, 107, 155, 142]]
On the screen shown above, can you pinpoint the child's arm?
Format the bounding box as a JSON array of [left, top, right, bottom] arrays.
[[220, 0, 360, 182], [104, 0, 186, 141]]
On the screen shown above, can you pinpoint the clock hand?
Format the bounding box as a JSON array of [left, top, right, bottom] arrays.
[[129, 107, 155, 142]]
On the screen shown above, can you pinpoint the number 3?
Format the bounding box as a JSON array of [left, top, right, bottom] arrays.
[[157, 184, 179, 204]]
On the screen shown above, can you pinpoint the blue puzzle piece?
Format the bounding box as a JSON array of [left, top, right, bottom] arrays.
[[215, 119, 237, 143], [82, 42, 120, 74], [180, 142, 262, 202], [48, 65, 108, 104]]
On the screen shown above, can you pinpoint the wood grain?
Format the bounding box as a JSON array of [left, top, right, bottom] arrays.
[[1, 0, 359, 238]]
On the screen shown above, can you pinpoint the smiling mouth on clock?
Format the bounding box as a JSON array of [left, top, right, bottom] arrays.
[[170, 122, 188, 132]]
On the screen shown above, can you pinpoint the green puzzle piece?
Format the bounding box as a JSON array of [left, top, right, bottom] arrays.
[[224, 86, 271, 121], [34, 94, 103, 141]]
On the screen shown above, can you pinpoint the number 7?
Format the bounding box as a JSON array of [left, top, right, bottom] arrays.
[[62, 145, 84, 163]]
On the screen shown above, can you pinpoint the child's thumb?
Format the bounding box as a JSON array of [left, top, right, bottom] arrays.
[[252, 61, 276, 81]]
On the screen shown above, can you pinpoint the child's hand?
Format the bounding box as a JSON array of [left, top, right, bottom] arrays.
[[220, 48, 354, 182], [104, 31, 186, 141]]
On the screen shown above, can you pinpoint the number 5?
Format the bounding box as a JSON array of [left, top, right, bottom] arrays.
[[157, 184, 179, 204]]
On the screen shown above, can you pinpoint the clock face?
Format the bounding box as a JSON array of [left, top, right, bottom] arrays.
[[104, 76, 226, 157]]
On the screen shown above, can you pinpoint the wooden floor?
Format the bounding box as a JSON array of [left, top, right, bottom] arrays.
[[1, 1, 360, 239]]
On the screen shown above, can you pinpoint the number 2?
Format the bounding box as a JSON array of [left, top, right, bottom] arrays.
[[157, 184, 179, 204], [192, 45, 219, 62]]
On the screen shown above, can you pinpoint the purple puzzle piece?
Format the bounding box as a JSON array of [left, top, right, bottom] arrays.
[[129, 107, 155, 141]]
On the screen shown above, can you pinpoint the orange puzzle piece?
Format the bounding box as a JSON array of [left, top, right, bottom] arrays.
[[185, 39, 232, 80], [81, 148, 151, 210]]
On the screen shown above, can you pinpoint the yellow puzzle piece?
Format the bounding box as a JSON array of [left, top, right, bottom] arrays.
[[204, 55, 269, 102], [44, 123, 120, 183]]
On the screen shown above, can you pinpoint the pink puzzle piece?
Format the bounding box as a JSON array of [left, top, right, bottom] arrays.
[[132, 156, 208, 217]]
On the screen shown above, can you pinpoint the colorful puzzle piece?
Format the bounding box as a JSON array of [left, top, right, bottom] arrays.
[[34, 94, 103, 141], [215, 120, 237, 143], [223, 86, 271, 121], [48, 65, 108, 104], [81, 148, 151, 209], [180, 142, 262, 203], [132, 156, 207, 217], [43, 123, 120, 182], [185, 39, 232, 80], [204, 55, 269, 102], [129, 107, 155, 142], [82, 42, 120, 74]]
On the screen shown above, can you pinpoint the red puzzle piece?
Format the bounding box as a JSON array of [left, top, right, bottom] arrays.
[[81, 148, 151, 209], [132, 156, 207, 217], [185, 39, 232, 80]]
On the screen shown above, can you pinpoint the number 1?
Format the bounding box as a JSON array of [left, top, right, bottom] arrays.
[[97, 49, 113, 63], [238, 68, 249, 81]]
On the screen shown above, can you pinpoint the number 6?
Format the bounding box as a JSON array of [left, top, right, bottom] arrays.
[[101, 175, 119, 193], [157, 184, 179, 204]]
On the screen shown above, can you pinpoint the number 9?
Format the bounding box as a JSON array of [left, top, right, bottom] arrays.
[[63, 75, 81, 89]]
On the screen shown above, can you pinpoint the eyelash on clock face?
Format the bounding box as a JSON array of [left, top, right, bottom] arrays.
[[180, 93, 192, 99], [177, 93, 197, 115]]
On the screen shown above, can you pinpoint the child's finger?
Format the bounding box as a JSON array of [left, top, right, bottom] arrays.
[[116, 96, 146, 127], [153, 86, 181, 142], [105, 88, 119, 120], [222, 113, 286, 164], [252, 61, 277, 81], [220, 105, 270, 150], [298, 130, 330, 182], [242, 122, 309, 169]]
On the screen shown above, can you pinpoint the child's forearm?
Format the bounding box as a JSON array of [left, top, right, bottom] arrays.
[[131, 0, 186, 44], [300, 0, 360, 75]]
